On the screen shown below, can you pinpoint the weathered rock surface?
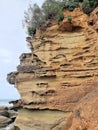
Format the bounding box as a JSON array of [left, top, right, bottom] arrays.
[[14, 109, 71, 130], [0, 107, 17, 128], [0, 115, 11, 127], [69, 86, 98, 130], [7, 8, 98, 130], [7, 72, 18, 84]]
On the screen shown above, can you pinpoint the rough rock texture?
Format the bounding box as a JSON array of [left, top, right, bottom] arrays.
[[0, 115, 11, 127], [69, 86, 98, 130], [7, 72, 18, 84], [7, 8, 98, 130], [0, 107, 17, 128], [88, 7, 98, 33]]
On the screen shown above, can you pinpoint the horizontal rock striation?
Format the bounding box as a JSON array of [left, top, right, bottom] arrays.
[[7, 8, 98, 130]]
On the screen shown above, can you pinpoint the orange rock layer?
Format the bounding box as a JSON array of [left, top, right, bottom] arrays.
[[7, 8, 98, 130]]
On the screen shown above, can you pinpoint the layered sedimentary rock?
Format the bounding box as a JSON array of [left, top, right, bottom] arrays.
[[7, 8, 98, 130]]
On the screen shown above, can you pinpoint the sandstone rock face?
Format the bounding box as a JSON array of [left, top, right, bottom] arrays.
[[69, 86, 98, 130], [7, 8, 98, 130], [88, 7, 98, 32], [14, 109, 71, 130]]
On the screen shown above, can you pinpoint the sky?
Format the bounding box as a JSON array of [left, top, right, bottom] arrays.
[[0, 0, 44, 99]]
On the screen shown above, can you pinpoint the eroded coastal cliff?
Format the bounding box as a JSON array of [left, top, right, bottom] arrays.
[[7, 7, 98, 130]]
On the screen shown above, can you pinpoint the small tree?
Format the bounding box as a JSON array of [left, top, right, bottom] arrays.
[[23, 4, 45, 36], [42, 0, 63, 20], [57, 10, 64, 23]]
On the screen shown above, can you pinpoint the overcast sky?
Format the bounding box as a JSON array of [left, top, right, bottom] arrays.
[[0, 0, 44, 99]]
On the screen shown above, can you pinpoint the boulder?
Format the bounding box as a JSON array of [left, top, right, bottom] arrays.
[[0, 115, 11, 127]]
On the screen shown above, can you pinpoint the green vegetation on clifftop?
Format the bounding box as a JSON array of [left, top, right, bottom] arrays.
[[23, 0, 98, 36]]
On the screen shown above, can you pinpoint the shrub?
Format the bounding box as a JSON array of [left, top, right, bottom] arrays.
[[23, 0, 98, 36], [56, 10, 64, 23], [66, 15, 72, 22], [42, 0, 64, 20], [82, 0, 98, 14], [63, 0, 79, 11], [23, 0, 65, 36], [28, 25, 36, 36]]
